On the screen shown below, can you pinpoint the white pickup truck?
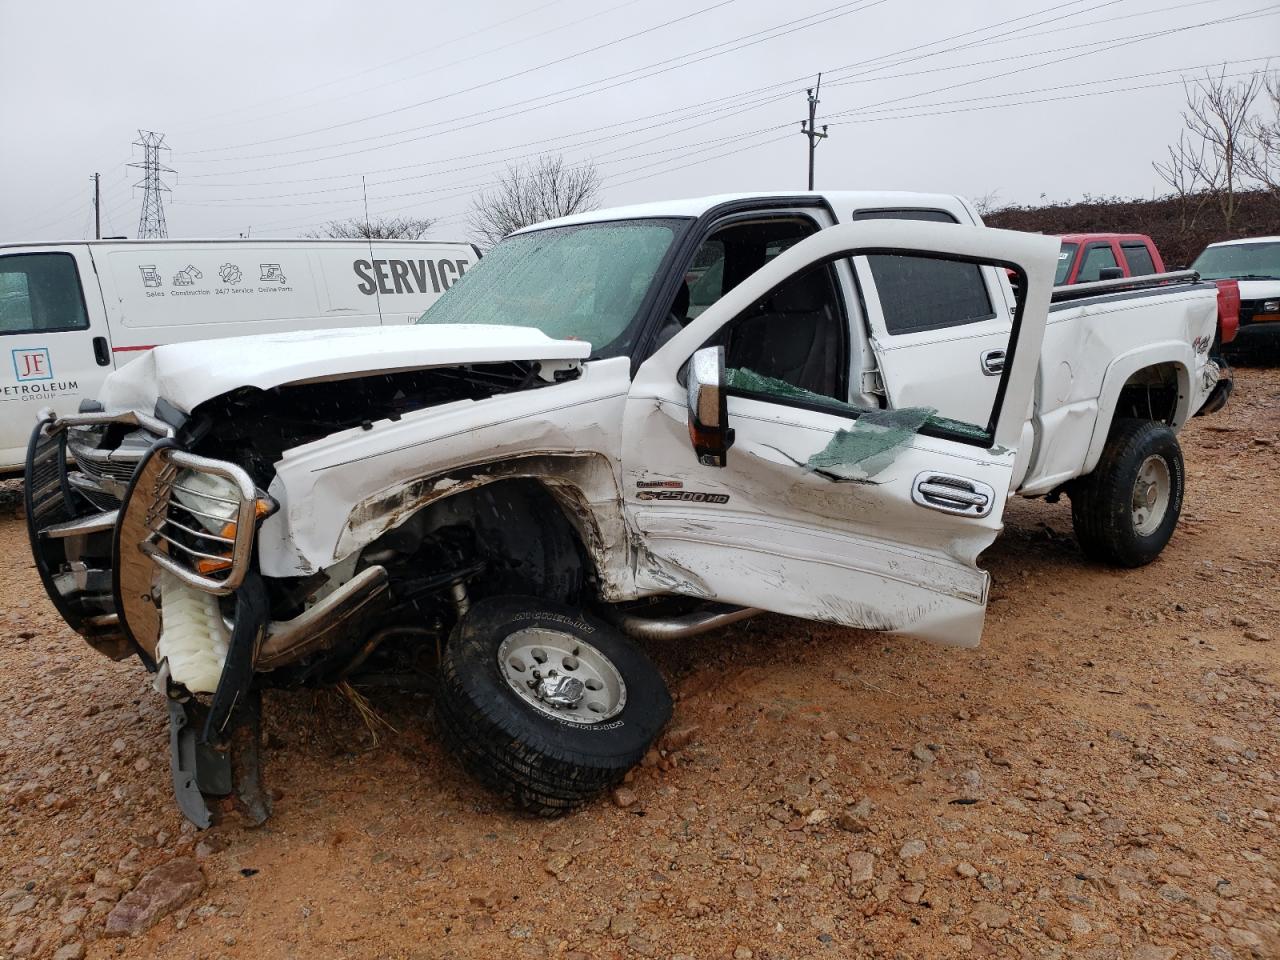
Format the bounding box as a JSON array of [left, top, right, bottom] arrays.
[[24, 191, 1231, 824]]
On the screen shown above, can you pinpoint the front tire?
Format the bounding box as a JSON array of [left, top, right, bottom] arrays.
[[1070, 418, 1184, 567], [435, 596, 672, 815]]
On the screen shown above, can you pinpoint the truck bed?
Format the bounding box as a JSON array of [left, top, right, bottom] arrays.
[[1015, 274, 1220, 496]]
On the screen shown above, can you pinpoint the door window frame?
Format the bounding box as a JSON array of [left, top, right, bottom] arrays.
[[0, 252, 92, 337], [700, 247, 1032, 449], [1120, 241, 1157, 277], [845, 208, 1007, 338], [631, 196, 836, 369], [1076, 241, 1122, 283]]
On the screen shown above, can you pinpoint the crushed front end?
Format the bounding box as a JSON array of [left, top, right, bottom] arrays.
[[26, 409, 285, 826]]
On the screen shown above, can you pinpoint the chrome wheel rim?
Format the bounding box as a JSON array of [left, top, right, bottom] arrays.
[[1130, 455, 1171, 536], [497, 627, 626, 725]]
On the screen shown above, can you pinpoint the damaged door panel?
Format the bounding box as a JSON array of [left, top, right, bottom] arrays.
[[624, 219, 1056, 647]]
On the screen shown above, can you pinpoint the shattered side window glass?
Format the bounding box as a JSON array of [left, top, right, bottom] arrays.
[[416, 220, 678, 358], [724, 367, 987, 445]]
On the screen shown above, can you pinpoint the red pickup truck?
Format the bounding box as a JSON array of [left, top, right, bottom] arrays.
[[1057, 232, 1239, 346]]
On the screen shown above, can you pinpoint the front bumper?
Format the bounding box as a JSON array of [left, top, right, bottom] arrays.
[[1196, 358, 1234, 417], [27, 409, 388, 677], [24, 410, 268, 664]]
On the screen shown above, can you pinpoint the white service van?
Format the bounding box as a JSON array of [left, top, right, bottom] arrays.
[[0, 238, 478, 473]]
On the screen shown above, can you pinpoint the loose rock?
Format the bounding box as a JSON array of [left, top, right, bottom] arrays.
[[104, 858, 205, 937]]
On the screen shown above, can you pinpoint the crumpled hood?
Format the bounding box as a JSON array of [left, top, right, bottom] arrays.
[[99, 324, 591, 414]]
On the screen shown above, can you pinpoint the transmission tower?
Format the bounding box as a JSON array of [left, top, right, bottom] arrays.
[[129, 130, 173, 238]]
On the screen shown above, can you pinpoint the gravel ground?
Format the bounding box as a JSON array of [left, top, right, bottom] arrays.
[[1, 367, 1276, 960]]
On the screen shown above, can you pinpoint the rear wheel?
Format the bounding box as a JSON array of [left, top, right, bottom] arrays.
[[1070, 418, 1184, 567], [435, 596, 671, 815]]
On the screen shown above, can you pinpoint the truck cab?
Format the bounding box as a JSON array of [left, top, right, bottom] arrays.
[[1055, 232, 1165, 285]]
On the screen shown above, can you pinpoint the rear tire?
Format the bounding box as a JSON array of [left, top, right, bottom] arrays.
[[1070, 418, 1184, 567], [435, 596, 671, 816]]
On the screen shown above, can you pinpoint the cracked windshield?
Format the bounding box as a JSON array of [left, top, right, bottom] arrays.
[[417, 219, 678, 356]]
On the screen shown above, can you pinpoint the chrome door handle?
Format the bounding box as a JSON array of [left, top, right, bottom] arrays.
[[912, 472, 996, 518], [980, 349, 1005, 376]]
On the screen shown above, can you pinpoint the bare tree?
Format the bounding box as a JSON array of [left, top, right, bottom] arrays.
[[305, 215, 435, 240], [1153, 131, 1214, 233], [468, 155, 601, 248], [1242, 71, 1280, 204], [971, 190, 1002, 217], [1177, 68, 1263, 230]]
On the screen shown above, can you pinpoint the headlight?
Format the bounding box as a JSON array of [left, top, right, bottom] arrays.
[[171, 470, 240, 533], [169, 470, 271, 575], [1262, 299, 1280, 313]]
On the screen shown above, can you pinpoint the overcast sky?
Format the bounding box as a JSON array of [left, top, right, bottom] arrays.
[[1, 0, 1275, 243]]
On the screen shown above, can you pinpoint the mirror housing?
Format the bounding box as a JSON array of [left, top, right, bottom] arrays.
[[686, 346, 734, 467], [1097, 266, 1124, 281]]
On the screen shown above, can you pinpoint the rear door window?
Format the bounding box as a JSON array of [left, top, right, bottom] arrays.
[[1121, 242, 1156, 276], [1077, 243, 1120, 282], [0, 253, 89, 336], [851, 208, 995, 335]]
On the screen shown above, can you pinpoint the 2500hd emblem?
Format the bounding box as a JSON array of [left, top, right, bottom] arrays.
[[636, 489, 730, 504]]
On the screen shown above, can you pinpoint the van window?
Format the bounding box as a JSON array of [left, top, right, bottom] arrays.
[[0, 253, 89, 336]]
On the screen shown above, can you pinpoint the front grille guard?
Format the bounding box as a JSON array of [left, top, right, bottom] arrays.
[[136, 448, 269, 596], [25, 408, 173, 658]]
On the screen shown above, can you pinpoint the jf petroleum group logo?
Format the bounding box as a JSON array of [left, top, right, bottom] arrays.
[[3, 347, 77, 401], [12, 347, 53, 382]]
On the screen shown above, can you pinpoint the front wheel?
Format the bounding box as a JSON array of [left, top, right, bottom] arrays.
[[435, 596, 672, 815], [1070, 418, 1185, 568]]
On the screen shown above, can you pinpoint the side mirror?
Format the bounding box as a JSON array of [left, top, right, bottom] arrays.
[[1098, 266, 1124, 281], [686, 346, 735, 467]]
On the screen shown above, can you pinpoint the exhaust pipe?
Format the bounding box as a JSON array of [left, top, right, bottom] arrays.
[[607, 601, 760, 641]]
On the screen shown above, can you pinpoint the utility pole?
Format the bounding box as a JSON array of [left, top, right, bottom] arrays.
[[799, 73, 828, 191], [91, 172, 101, 239], [129, 130, 173, 238]]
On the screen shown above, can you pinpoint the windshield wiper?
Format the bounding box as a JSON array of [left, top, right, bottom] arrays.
[[1225, 274, 1280, 281]]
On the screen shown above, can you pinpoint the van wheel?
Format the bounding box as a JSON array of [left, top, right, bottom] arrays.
[[435, 596, 671, 816], [1070, 418, 1184, 567]]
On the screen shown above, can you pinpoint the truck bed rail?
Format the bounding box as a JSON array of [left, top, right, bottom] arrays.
[[1050, 270, 1202, 304]]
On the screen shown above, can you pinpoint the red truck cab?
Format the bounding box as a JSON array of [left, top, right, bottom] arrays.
[[1056, 233, 1165, 285]]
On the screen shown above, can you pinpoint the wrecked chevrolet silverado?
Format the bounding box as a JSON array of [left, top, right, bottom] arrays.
[[25, 192, 1231, 825]]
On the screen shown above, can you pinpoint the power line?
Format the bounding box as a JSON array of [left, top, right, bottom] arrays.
[[176, 0, 1100, 188], [172, 0, 570, 131], [182, 0, 739, 155], [174, 0, 1213, 180], [168, 0, 1268, 235], [177, 0, 891, 169], [176, 1, 1264, 212], [824, 3, 1280, 122]]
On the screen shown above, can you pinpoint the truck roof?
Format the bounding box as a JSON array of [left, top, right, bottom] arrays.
[[1201, 235, 1280, 248], [1057, 232, 1155, 243], [519, 190, 978, 232]]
